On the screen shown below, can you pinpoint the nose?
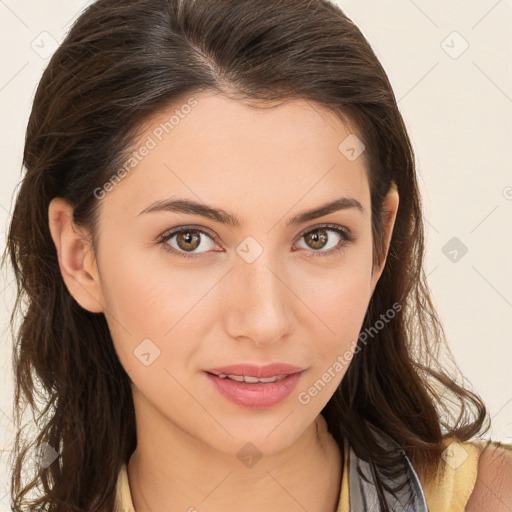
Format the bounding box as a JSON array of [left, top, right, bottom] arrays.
[[223, 253, 295, 347]]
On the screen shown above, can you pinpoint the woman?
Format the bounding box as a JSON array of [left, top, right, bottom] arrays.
[[4, 0, 511, 511]]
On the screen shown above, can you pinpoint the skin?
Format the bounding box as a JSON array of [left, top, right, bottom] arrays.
[[465, 443, 512, 512], [48, 91, 400, 511]]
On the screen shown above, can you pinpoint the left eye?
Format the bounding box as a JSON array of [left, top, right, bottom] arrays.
[[295, 226, 352, 256]]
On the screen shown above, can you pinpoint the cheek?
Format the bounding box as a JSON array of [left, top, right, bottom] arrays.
[[293, 241, 374, 388], [99, 237, 207, 333], [298, 241, 373, 335], [292, 253, 373, 407], [97, 241, 210, 376]]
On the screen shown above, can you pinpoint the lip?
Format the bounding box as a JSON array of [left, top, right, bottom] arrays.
[[205, 371, 304, 409], [204, 363, 305, 409], [205, 363, 304, 379]]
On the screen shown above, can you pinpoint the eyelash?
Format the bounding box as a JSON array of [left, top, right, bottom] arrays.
[[157, 223, 355, 260]]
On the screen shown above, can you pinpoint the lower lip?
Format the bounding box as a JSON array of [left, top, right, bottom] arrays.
[[205, 371, 303, 409]]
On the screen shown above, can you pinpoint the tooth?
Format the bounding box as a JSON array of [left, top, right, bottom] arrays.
[[218, 373, 286, 383], [258, 376, 278, 383], [226, 374, 245, 382]]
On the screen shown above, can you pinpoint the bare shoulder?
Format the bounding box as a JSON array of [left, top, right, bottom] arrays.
[[465, 441, 512, 512]]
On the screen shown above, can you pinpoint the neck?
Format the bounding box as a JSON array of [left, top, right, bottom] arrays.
[[127, 413, 342, 512]]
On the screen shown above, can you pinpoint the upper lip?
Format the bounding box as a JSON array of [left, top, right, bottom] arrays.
[[205, 363, 305, 379]]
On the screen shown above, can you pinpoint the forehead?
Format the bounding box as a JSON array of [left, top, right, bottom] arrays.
[[98, 91, 370, 223]]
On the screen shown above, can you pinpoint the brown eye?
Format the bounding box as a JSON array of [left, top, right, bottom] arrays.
[[160, 227, 217, 258], [295, 225, 353, 257], [176, 230, 202, 252], [304, 229, 329, 250]]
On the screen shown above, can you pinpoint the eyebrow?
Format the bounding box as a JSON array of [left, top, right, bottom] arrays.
[[138, 196, 364, 227]]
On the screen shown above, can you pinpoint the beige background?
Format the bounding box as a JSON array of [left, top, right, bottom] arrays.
[[0, 0, 511, 507]]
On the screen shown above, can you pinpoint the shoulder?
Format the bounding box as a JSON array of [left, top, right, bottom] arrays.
[[465, 441, 512, 512], [419, 438, 512, 512]]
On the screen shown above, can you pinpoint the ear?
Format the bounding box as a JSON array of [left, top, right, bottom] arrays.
[[48, 197, 104, 313], [369, 182, 399, 293]]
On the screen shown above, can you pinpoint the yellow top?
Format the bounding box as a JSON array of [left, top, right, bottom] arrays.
[[115, 438, 489, 512]]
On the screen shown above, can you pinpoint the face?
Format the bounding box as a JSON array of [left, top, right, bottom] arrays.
[[50, 91, 398, 457]]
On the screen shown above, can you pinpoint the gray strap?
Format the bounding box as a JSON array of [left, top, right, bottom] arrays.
[[348, 426, 428, 511]]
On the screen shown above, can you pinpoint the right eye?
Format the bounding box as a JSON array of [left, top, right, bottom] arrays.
[[158, 227, 221, 259]]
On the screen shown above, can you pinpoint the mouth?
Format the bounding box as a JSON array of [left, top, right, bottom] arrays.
[[205, 363, 305, 379], [210, 373, 289, 384], [204, 363, 306, 409]]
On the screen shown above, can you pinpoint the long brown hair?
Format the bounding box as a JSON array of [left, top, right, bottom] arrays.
[[4, 0, 488, 510]]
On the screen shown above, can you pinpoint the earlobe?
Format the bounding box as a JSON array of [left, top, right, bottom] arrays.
[[48, 197, 104, 313]]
